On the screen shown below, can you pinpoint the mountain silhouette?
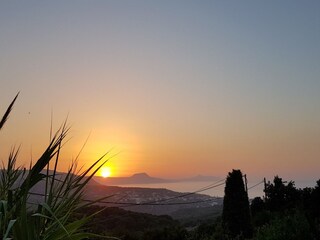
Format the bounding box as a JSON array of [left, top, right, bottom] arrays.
[[96, 172, 170, 185], [95, 172, 219, 185]]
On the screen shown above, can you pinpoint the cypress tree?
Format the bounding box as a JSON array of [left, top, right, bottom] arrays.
[[222, 169, 252, 238]]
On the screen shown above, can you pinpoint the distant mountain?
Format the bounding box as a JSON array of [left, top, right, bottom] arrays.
[[95, 172, 172, 185], [95, 172, 220, 185]]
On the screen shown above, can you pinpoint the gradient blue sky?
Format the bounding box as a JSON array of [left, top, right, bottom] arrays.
[[0, 1, 319, 181]]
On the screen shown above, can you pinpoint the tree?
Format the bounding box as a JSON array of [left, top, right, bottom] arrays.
[[264, 176, 299, 211], [222, 169, 252, 238], [311, 180, 320, 219], [255, 210, 313, 240]]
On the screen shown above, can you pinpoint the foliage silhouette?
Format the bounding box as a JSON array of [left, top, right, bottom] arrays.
[[222, 169, 252, 238], [255, 210, 313, 240], [0, 94, 117, 239], [75, 205, 186, 240], [264, 176, 299, 212]]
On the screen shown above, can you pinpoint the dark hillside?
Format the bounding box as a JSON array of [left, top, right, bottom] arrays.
[[75, 206, 187, 240]]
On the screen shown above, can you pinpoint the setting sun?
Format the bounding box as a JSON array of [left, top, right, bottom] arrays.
[[101, 166, 112, 178]]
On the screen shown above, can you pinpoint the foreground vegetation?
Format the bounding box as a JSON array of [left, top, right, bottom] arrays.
[[0, 94, 115, 239], [189, 172, 320, 240]]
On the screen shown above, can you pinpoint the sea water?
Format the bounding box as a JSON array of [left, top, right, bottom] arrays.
[[116, 181, 265, 199], [116, 179, 316, 199]]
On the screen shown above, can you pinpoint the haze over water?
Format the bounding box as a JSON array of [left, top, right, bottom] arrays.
[[118, 181, 259, 198], [105, 179, 317, 199]]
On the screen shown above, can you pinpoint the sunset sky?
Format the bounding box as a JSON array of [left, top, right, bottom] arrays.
[[0, 1, 319, 181]]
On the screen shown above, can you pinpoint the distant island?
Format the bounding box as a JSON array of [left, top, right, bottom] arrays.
[[94, 172, 220, 185]]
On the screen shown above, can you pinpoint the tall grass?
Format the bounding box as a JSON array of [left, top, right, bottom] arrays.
[[0, 94, 116, 239]]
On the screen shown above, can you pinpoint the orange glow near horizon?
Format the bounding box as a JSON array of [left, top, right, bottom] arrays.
[[100, 166, 112, 178]]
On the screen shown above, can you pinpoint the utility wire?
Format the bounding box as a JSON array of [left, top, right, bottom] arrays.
[[110, 179, 226, 208], [85, 198, 216, 206], [133, 178, 226, 205], [94, 181, 225, 208], [28, 178, 225, 207], [247, 180, 264, 190]]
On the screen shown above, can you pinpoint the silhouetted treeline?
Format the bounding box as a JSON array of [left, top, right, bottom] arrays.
[[251, 176, 320, 240], [190, 173, 320, 240], [75, 172, 320, 240]]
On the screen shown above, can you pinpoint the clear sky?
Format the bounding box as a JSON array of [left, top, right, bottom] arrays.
[[0, 1, 319, 181]]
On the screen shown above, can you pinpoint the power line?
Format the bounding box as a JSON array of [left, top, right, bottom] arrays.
[[27, 178, 225, 207], [93, 180, 225, 208], [247, 180, 264, 190], [85, 198, 216, 206], [27, 197, 216, 206], [27, 179, 264, 208], [134, 179, 226, 205]]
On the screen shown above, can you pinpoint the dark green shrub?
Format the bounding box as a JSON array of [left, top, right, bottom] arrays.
[[255, 210, 313, 240]]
